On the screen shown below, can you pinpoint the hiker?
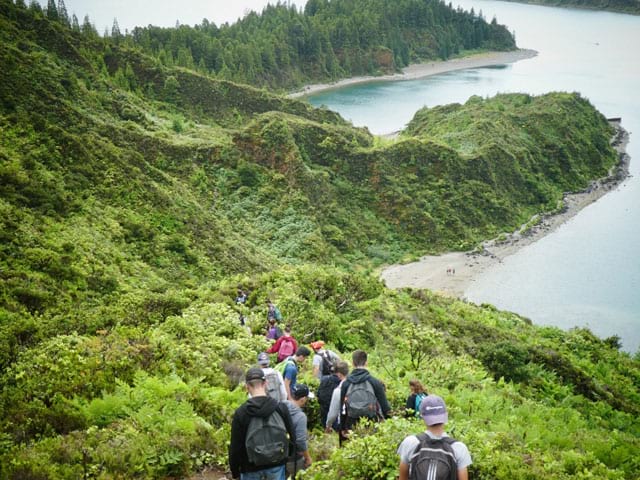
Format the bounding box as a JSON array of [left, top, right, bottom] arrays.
[[339, 350, 391, 436], [397, 394, 472, 480], [267, 299, 283, 322], [267, 326, 298, 363], [405, 379, 428, 418], [317, 359, 347, 429], [236, 289, 248, 305], [323, 360, 350, 434], [229, 367, 296, 480], [285, 384, 314, 478], [278, 346, 311, 400], [310, 340, 340, 380], [266, 318, 283, 342], [257, 352, 287, 403]]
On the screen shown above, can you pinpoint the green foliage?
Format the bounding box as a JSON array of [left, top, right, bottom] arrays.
[[0, 2, 638, 479], [129, 0, 517, 90]]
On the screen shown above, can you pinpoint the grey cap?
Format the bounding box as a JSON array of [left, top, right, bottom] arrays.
[[420, 394, 448, 426], [257, 352, 270, 367]]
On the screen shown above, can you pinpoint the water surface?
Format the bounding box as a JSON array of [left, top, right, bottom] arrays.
[[307, 0, 640, 353]]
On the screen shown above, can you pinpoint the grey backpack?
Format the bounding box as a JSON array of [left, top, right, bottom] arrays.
[[409, 434, 457, 480], [345, 380, 379, 419], [264, 370, 285, 402], [245, 409, 288, 466]]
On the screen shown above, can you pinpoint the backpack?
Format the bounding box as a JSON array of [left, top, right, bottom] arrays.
[[245, 408, 289, 466], [278, 337, 295, 360], [414, 393, 427, 417], [317, 374, 340, 406], [320, 351, 338, 376], [275, 358, 296, 377], [264, 369, 285, 402], [409, 434, 457, 480], [344, 380, 379, 419]]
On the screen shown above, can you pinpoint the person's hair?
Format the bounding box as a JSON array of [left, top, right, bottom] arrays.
[[352, 350, 367, 367], [409, 379, 425, 394], [295, 346, 311, 357], [246, 379, 264, 389], [284, 325, 291, 334], [335, 360, 349, 377]]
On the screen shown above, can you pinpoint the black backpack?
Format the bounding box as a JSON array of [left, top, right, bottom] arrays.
[[320, 350, 338, 376], [317, 374, 340, 406], [409, 434, 457, 480], [245, 408, 289, 466]]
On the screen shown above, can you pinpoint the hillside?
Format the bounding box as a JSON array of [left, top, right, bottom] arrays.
[[0, 1, 638, 479]]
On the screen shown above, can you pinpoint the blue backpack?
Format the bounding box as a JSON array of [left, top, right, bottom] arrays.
[[414, 393, 427, 417]]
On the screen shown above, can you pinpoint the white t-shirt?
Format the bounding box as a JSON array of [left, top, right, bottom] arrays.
[[397, 430, 472, 471], [312, 349, 338, 379]]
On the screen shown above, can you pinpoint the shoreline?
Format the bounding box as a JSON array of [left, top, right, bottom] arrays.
[[288, 49, 538, 99], [380, 122, 631, 298]]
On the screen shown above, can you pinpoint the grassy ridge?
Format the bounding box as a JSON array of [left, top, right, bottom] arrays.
[[0, 1, 638, 479]]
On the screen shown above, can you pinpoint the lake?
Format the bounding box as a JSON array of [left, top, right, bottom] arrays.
[[306, 0, 640, 354]]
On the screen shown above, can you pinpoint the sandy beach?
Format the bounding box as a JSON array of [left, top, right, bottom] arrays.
[[288, 49, 538, 98], [381, 122, 631, 298]]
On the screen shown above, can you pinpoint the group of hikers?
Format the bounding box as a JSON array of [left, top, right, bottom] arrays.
[[229, 296, 472, 480]]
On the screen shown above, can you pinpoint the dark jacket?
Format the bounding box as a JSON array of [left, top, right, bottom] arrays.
[[229, 395, 296, 479], [339, 368, 391, 430]]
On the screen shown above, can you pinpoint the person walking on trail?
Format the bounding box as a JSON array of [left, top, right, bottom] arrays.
[[267, 326, 298, 363], [310, 340, 340, 380], [257, 352, 287, 403], [267, 299, 283, 322], [339, 350, 391, 435], [285, 384, 314, 478], [323, 360, 350, 434], [236, 289, 248, 305], [279, 346, 311, 401], [405, 379, 428, 418], [229, 367, 296, 480], [397, 394, 471, 480], [266, 318, 283, 342]]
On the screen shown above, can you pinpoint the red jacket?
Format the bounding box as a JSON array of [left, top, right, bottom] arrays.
[[267, 334, 298, 362]]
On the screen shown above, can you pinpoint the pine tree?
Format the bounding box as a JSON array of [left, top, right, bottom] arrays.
[[71, 14, 80, 32], [46, 0, 58, 21], [111, 18, 122, 39], [57, 0, 69, 26]]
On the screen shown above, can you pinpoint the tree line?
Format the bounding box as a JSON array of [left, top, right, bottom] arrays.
[[25, 0, 514, 90], [127, 0, 516, 89]]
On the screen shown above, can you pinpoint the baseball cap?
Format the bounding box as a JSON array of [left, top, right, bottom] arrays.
[[257, 352, 270, 367], [310, 340, 325, 351], [245, 367, 266, 383], [292, 384, 315, 400], [420, 394, 448, 426]]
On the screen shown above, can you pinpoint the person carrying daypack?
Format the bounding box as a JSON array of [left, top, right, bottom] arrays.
[[266, 299, 283, 322], [405, 379, 428, 418], [339, 350, 391, 434], [229, 368, 296, 480], [257, 352, 287, 403], [275, 346, 311, 400], [397, 394, 472, 480], [310, 340, 340, 379], [267, 326, 298, 363], [266, 319, 283, 341]]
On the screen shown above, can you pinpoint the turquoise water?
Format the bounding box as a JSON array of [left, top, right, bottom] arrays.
[[307, 0, 640, 353]]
